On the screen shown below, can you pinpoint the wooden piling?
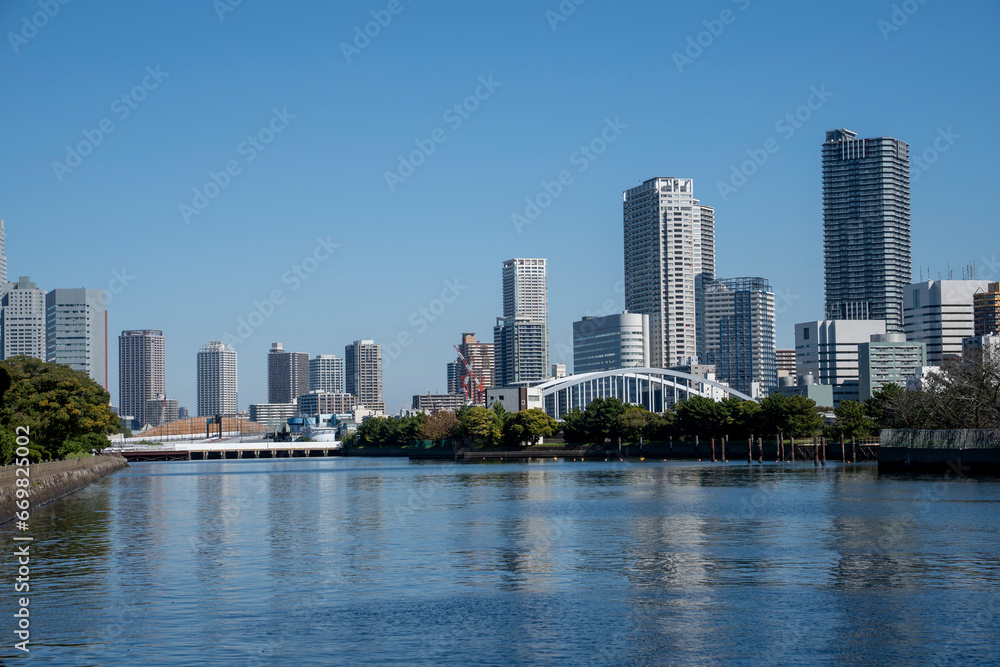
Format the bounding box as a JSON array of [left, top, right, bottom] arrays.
[[747, 437, 753, 464], [813, 437, 819, 466], [694, 435, 699, 459], [757, 437, 763, 464], [821, 437, 827, 466], [851, 437, 857, 464], [840, 435, 845, 463], [711, 438, 716, 462], [722, 434, 728, 462], [790, 436, 795, 461]]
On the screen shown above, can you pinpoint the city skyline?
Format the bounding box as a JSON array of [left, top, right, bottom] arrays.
[[4, 1, 997, 411]]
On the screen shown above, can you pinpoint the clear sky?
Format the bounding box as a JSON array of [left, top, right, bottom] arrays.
[[3, 0, 998, 414]]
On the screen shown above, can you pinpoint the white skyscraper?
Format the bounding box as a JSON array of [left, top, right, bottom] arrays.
[[119, 330, 166, 428], [345, 340, 383, 412], [46, 288, 108, 390], [309, 354, 345, 394], [623, 177, 715, 367], [1, 277, 46, 361], [494, 258, 548, 386], [197, 340, 238, 417], [0, 220, 7, 284]]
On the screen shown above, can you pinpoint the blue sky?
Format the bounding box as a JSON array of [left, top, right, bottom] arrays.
[[3, 0, 998, 413]]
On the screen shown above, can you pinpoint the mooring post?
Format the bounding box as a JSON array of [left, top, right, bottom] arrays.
[[779, 434, 785, 462], [757, 437, 763, 464], [722, 434, 728, 462], [851, 437, 857, 464], [813, 437, 819, 466], [694, 435, 699, 459], [747, 437, 753, 464], [790, 435, 795, 462], [821, 437, 827, 466], [711, 438, 716, 462], [840, 435, 845, 463], [669, 435, 673, 457]]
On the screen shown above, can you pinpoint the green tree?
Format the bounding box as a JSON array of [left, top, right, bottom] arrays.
[[615, 406, 655, 443], [506, 409, 559, 447], [560, 408, 589, 444], [580, 397, 628, 443], [673, 396, 728, 439], [0, 356, 119, 461], [833, 400, 874, 438], [457, 406, 501, 449]]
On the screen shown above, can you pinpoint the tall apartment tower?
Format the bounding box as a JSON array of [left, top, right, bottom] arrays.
[[0, 220, 7, 284], [494, 258, 548, 386], [345, 340, 383, 410], [974, 282, 1000, 336], [1, 277, 46, 361], [623, 177, 715, 368], [197, 340, 238, 417], [823, 129, 911, 331], [455, 333, 495, 400], [309, 354, 345, 394], [45, 288, 108, 390], [119, 330, 166, 428], [266, 342, 309, 404], [703, 278, 777, 399]]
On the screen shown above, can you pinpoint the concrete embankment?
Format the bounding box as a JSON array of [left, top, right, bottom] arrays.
[[0, 456, 129, 525]]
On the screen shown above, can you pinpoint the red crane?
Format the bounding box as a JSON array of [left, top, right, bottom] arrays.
[[454, 345, 485, 405]]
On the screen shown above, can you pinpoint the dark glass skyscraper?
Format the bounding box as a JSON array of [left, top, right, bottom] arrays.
[[822, 128, 911, 331]]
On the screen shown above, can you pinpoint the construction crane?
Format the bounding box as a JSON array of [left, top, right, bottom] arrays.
[[453, 345, 485, 405]]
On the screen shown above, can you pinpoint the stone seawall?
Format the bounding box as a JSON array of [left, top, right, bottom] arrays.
[[0, 456, 129, 525]]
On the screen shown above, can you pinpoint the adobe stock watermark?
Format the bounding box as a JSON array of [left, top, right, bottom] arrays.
[[7, 0, 71, 54], [878, 0, 931, 40], [673, 0, 751, 73], [511, 117, 628, 233], [716, 84, 833, 201], [85, 268, 135, 311], [911, 127, 958, 183], [213, 0, 244, 21], [340, 0, 415, 63], [222, 236, 339, 346], [178, 107, 295, 224], [383, 278, 468, 370], [545, 0, 587, 31], [551, 280, 625, 364], [51, 66, 169, 182], [384, 75, 501, 192]]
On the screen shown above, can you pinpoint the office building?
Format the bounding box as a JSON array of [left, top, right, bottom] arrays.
[[963, 334, 1000, 364], [858, 334, 927, 402], [345, 339, 383, 410], [297, 391, 356, 417], [974, 282, 1000, 336], [823, 129, 911, 331], [446, 361, 462, 395], [573, 311, 649, 374], [145, 395, 180, 428], [308, 354, 345, 394], [1, 276, 46, 361], [773, 376, 835, 407], [267, 342, 309, 404], [703, 278, 776, 398], [249, 403, 298, 429], [412, 393, 466, 413], [452, 332, 495, 402], [494, 258, 548, 386], [903, 280, 991, 364], [623, 177, 715, 367], [119, 330, 166, 428], [795, 319, 887, 406], [46, 288, 108, 390], [197, 340, 238, 416], [776, 349, 796, 379], [0, 220, 6, 284]]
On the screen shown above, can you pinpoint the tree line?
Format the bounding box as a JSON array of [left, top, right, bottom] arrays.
[[0, 356, 121, 462]]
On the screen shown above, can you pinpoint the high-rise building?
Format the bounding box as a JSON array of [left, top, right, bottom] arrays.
[[974, 282, 1000, 336], [119, 330, 166, 428], [623, 177, 715, 367], [454, 333, 495, 401], [858, 334, 927, 402], [776, 349, 796, 379], [494, 258, 548, 386], [1, 277, 46, 361], [823, 129, 911, 331], [297, 391, 356, 417], [266, 342, 309, 404], [45, 288, 108, 390], [446, 361, 462, 395], [704, 278, 777, 399], [249, 402, 298, 429], [963, 334, 1000, 364], [345, 339, 383, 411], [145, 395, 179, 428], [795, 319, 887, 406], [309, 354, 345, 394], [0, 220, 7, 284], [197, 340, 238, 417], [903, 280, 991, 365], [573, 311, 649, 374]]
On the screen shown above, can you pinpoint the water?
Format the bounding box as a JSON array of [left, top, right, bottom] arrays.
[[3, 458, 999, 665]]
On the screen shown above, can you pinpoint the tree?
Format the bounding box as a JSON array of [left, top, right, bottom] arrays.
[[560, 408, 589, 444], [673, 396, 728, 439], [580, 397, 628, 443], [0, 356, 119, 462], [457, 406, 500, 449], [419, 410, 460, 443], [833, 400, 874, 438], [506, 409, 559, 447], [615, 406, 655, 443]]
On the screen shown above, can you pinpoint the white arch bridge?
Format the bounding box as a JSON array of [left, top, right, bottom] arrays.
[[535, 367, 754, 419]]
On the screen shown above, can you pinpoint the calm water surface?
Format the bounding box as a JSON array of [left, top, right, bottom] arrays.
[[2, 458, 998, 665]]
